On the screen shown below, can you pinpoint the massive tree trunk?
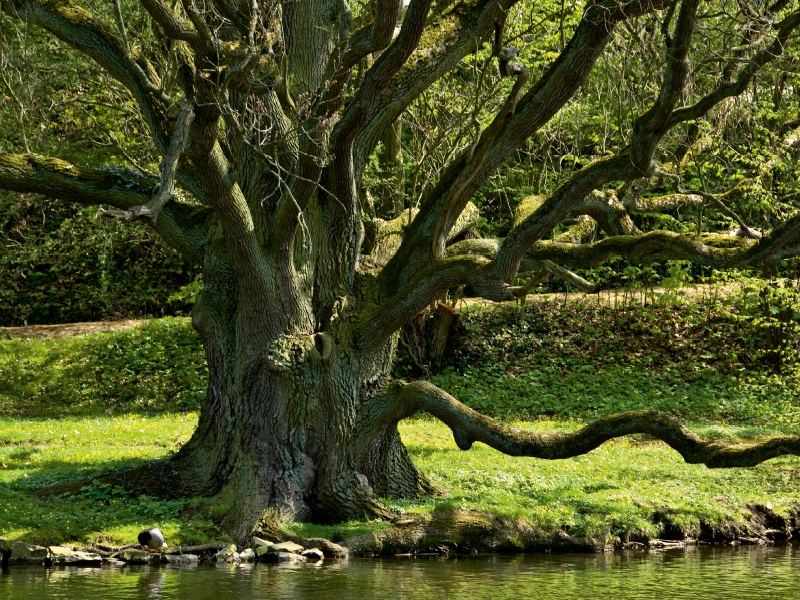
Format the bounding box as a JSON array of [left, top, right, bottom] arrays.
[[3, 0, 800, 544], [145, 262, 436, 540]]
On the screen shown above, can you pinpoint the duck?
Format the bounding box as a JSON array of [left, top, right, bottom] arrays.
[[138, 527, 167, 552]]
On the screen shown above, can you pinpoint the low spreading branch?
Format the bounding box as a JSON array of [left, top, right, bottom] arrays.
[[400, 381, 800, 468], [0, 152, 207, 260]]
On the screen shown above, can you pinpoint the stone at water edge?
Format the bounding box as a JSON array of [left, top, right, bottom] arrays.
[[48, 546, 102, 566], [165, 553, 199, 566], [0, 538, 11, 553], [301, 549, 324, 561], [255, 544, 274, 558], [213, 544, 238, 562], [258, 551, 306, 564], [250, 537, 274, 551], [9, 542, 49, 565], [239, 548, 256, 562], [119, 550, 158, 564], [268, 541, 304, 554]]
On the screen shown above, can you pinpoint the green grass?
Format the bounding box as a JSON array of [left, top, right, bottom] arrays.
[[0, 413, 226, 546], [2, 409, 799, 547], [396, 418, 800, 540], [2, 292, 800, 546]]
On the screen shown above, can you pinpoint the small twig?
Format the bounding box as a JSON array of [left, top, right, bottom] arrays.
[[651, 167, 761, 240], [99, 98, 194, 224], [112, 0, 131, 57]]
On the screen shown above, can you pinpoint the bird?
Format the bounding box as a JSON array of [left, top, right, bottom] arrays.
[[138, 527, 167, 552]]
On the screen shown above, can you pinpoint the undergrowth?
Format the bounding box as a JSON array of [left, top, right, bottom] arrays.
[[420, 289, 800, 430], [0, 318, 206, 416]]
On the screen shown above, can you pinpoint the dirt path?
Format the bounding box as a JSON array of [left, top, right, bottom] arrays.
[[0, 283, 744, 340], [0, 318, 189, 340]]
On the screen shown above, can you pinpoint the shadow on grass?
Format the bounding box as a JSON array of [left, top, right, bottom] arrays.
[[2, 455, 224, 547]]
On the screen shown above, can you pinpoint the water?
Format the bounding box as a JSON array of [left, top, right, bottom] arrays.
[[2, 546, 798, 599]]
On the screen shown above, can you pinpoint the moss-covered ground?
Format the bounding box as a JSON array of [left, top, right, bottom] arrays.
[[2, 288, 800, 547]]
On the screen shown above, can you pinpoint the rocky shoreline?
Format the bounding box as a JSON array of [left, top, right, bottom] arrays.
[[2, 506, 798, 568], [0, 537, 333, 568]]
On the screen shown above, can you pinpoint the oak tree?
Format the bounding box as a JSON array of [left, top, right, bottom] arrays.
[[2, 0, 800, 541]]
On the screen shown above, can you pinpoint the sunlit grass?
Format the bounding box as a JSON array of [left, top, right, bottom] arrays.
[[2, 414, 799, 546], [0, 413, 224, 546], [395, 418, 800, 540]]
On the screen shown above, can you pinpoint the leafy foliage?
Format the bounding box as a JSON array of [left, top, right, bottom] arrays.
[[0, 318, 206, 416], [398, 285, 800, 430], [0, 193, 197, 326]]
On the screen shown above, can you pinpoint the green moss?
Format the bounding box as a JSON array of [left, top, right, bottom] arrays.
[[513, 194, 546, 228]]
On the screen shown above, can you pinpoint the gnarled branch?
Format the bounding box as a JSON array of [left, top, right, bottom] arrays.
[[400, 381, 800, 468], [0, 152, 207, 260], [100, 98, 195, 224]]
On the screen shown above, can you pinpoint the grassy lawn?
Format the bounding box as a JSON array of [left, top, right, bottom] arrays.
[[3, 413, 799, 546], [0, 413, 224, 546], [2, 292, 800, 547]]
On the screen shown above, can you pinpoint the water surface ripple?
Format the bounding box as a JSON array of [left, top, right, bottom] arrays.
[[2, 545, 797, 599]]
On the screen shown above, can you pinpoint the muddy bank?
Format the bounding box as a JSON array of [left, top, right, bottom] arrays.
[[335, 506, 800, 556]]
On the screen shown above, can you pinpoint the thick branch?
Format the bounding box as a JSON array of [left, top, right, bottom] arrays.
[[140, 0, 201, 45], [380, 0, 669, 292], [0, 152, 207, 260], [350, 0, 518, 170], [519, 219, 800, 269], [360, 254, 510, 351], [334, 0, 434, 148], [620, 192, 702, 214], [570, 191, 642, 236], [400, 381, 800, 468], [540, 260, 599, 294]]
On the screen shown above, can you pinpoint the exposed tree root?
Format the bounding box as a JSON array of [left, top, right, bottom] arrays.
[[400, 381, 800, 468]]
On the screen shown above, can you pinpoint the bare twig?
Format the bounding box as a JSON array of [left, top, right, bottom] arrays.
[[99, 98, 194, 223]]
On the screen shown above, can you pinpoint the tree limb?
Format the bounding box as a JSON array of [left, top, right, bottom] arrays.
[[0, 152, 207, 260], [99, 98, 195, 224], [570, 191, 642, 236], [379, 0, 669, 293], [400, 381, 800, 468], [360, 254, 511, 351]]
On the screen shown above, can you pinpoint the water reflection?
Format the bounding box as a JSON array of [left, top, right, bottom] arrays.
[[1, 546, 798, 599]]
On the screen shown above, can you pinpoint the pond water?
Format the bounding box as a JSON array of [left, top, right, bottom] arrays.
[[2, 545, 798, 599]]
